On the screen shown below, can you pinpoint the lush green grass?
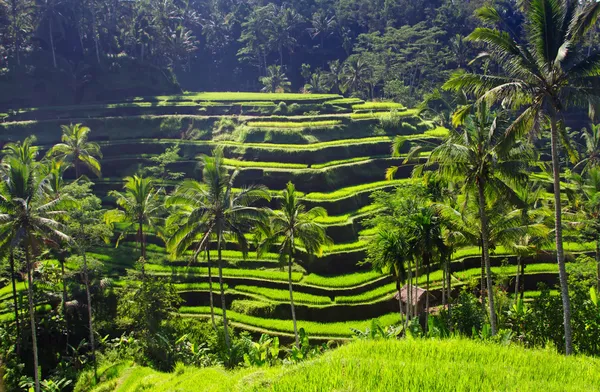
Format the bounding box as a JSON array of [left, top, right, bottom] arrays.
[[350, 109, 419, 120], [314, 203, 382, 224], [179, 307, 400, 337], [154, 92, 342, 102], [246, 120, 342, 128], [145, 264, 304, 282], [221, 158, 307, 169], [304, 179, 409, 201], [336, 282, 397, 304], [233, 285, 332, 305], [327, 98, 364, 105], [302, 271, 384, 288], [452, 242, 595, 260], [424, 127, 450, 137], [353, 102, 405, 111], [86, 338, 600, 392]]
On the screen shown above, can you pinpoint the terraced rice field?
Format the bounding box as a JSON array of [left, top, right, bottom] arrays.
[[0, 92, 588, 338]]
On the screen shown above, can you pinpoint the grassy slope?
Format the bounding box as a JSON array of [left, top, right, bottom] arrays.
[[83, 339, 600, 392]]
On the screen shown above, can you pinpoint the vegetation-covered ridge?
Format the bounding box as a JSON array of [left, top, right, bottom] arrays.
[[81, 339, 600, 392]]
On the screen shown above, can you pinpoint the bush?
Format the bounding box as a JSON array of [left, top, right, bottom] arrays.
[[159, 116, 183, 136], [273, 102, 288, 115], [231, 300, 276, 318], [450, 289, 485, 335]]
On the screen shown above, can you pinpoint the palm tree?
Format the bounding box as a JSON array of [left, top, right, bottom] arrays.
[[444, 0, 600, 354], [423, 104, 532, 335], [0, 157, 69, 392], [1, 136, 39, 167], [105, 175, 162, 264], [341, 57, 372, 95], [570, 168, 600, 293], [47, 124, 102, 178], [257, 182, 330, 347], [196, 148, 270, 348], [166, 180, 218, 329], [574, 124, 600, 174], [369, 230, 409, 330], [260, 65, 291, 93]]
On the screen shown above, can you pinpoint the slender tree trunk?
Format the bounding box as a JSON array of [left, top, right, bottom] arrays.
[[206, 249, 216, 330], [425, 253, 430, 334], [74, 160, 80, 179], [396, 276, 403, 320], [81, 246, 97, 382], [596, 237, 600, 294], [405, 259, 412, 331], [478, 179, 497, 335], [519, 260, 525, 301], [25, 245, 40, 392], [49, 19, 57, 69], [217, 235, 230, 349], [550, 117, 573, 355], [447, 253, 452, 328], [9, 250, 20, 354], [480, 235, 486, 305], [442, 260, 446, 306], [288, 245, 299, 348], [514, 256, 521, 300], [60, 254, 69, 352], [139, 220, 146, 260]]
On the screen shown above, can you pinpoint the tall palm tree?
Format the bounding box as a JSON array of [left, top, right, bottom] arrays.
[[47, 124, 102, 178], [423, 104, 532, 335], [574, 124, 600, 174], [444, 0, 600, 354], [257, 182, 330, 347], [105, 175, 162, 264], [166, 180, 218, 329], [260, 65, 291, 93], [341, 57, 372, 95], [369, 230, 409, 330], [196, 148, 270, 348], [0, 157, 69, 392], [1, 136, 39, 167]]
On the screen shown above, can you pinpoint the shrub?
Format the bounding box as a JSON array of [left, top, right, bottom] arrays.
[[212, 117, 237, 136], [160, 116, 183, 136], [231, 300, 276, 318], [273, 102, 289, 115], [450, 289, 485, 336]]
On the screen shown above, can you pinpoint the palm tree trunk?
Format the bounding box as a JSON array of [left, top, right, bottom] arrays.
[[9, 250, 20, 354], [447, 253, 452, 328], [206, 249, 216, 330], [478, 179, 497, 335], [81, 247, 97, 382], [217, 235, 230, 349], [596, 236, 600, 294], [480, 235, 485, 305], [424, 253, 430, 334], [550, 117, 573, 355], [519, 260, 525, 301], [49, 19, 57, 69], [59, 254, 69, 352], [514, 256, 521, 300], [396, 276, 403, 320], [405, 259, 412, 331], [442, 260, 446, 306], [138, 220, 146, 261], [288, 245, 299, 348], [25, 245, 40, 392]]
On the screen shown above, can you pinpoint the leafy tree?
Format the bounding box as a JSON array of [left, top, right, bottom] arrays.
[[422, 104, 532, 335], [0, 157, 69, 392], [46, 124, 102, 178], [196, 148, 270, 349], [260, 64, 291, 93], [444, 0, 600, 354], [257, 182, 330, 347], [341, 57, 372, 96], [105, 175, 163, 263]]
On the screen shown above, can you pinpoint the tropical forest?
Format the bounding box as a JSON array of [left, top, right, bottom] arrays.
[[1, 0, 600, 391]]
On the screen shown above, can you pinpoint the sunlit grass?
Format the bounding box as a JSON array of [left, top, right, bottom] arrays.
[[353, 102, 405, 111], [302, 271, 384, 288], [304, 179, 409, 201], [246, 120, 342, 128], [233, 285, 332, 305]]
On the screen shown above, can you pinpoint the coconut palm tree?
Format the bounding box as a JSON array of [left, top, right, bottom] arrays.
[[1, 135, 40, 167], [341, 57, 372, 96], [257, 182, 330, 347], [105, 175, 162, 264], [423, 104, 533, 335], [47, 124, 102, 178], [0, 157, 69, 392], [260, 65, 291, 93], [166, 180, 218, 329], [369, 230, 409, 330], [444, 0, 600, 354], [196, 148, 270, 348]]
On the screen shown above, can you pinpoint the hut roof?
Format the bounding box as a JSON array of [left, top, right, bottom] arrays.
[[394, 285, 430, 306]]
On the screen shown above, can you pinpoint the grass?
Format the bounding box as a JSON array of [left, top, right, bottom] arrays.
[[336, 282, 397, 304], [314, 203, 382, 224], [424, 126, 450, 138], [221, 158, 307, 169], [144, 264, 304, 283], [233, 285, 332, 305], [327, 98, 364, 105], [179, 307, 400, 337], [304, 179, 409, 201], [352, 102, 405, 111], [452, 242, 595, 260], [153, 92, 342, 102], [246, 120, 342, 128], [86, 338, 600, 392], [302, 271, 384, 288], [350, 109, 419, 120]]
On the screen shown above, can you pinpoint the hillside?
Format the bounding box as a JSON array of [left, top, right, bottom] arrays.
[[78, 339, 600, 392], [0, 92, 591, 340]]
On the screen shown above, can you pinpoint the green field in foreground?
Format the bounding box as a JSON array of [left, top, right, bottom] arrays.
[[81, 339, 600, 392]]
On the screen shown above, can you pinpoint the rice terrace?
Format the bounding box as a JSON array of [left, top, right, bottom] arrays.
[[1, 0, 600, 391]]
